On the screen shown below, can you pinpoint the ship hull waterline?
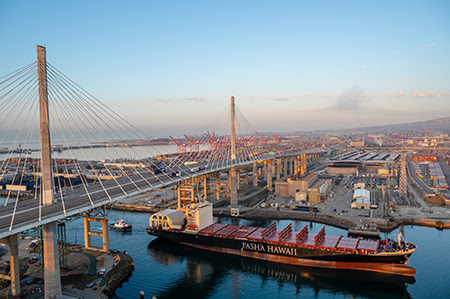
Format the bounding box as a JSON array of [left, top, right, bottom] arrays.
[[148, 229, 416, 277]]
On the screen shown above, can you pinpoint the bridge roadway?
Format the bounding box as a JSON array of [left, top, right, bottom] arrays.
[[0, 151, 319, 239]]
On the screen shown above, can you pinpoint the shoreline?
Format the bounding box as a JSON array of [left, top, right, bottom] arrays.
[[110, 203, 450, 232], [214, 208, 450, 232]]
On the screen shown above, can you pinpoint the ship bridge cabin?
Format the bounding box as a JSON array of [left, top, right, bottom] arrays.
[[149, 209, 185, 230]]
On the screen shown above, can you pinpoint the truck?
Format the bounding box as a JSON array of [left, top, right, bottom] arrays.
[[190, 167, 200, 173]]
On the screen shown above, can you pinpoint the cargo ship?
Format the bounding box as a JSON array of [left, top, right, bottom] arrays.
[[146, 201, 417, 277]]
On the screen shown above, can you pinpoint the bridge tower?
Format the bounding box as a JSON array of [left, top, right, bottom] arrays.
[[230, 96, 239, 216], [37, 45, 63, 299], [399, 153, 408, 195]]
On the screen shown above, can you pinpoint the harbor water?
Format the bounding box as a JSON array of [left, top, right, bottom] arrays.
[[60, 210, 450, 299]]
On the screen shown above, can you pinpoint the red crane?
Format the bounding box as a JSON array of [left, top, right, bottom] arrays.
[[169, 136, 187, 153], [183, 134, 200, 152], [205, 131, 219, 151], [270, 133, 282, 143]]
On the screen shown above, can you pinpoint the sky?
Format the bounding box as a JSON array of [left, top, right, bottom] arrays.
[[1, 0, 449, 136]]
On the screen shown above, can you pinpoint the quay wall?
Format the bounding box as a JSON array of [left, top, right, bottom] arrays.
[[108, 204, 450, 232]]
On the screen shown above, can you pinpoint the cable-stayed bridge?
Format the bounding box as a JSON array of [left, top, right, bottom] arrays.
[[0, 46, 324, 297]]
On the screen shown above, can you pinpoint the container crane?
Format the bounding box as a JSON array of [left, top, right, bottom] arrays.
[[169, 136, 187, 153], [183, 134, 200, 152]]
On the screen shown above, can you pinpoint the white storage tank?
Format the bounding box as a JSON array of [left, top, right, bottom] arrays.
[[295, 191, 307, 202]]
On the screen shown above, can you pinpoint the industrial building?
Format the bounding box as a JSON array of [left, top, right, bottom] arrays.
[[327, 162, 361, 175], [274, 173, 318, 197], [275, 173, 330, 204], [351, 188, 371, 209]]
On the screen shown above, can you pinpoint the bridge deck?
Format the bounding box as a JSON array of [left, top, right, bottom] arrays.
[[0, 150, 319, 239]]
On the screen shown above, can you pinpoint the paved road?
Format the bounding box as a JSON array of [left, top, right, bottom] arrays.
[[437, 155, 450, 186], [407, 157, 434, 195]]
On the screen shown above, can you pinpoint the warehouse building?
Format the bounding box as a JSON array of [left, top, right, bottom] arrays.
[[351, 188, 371, 209]]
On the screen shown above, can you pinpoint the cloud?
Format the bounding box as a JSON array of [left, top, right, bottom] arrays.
[[335, 85, 365, 110], [153, 97, 207, 103], [273, 97, 288, 102], [426, 42, 437, 47], [396, 90, 445, 98], [304, 94, 330, 99]]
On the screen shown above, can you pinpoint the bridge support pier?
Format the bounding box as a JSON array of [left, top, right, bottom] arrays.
[[283, 158, 287, 178], [245, 170, 249, 185], [267, 160, 272, 191], [301, 153, 307, 175], [203, 178, 208, 201], [0, 235, 20, 297], [253, 162, 258, 187], [44, 222, 62, 299], [83, 217, 109, 252], [276, 158, 281, 181], [289, 157, 294, 175], [237, 171, 240, 189], [294, 156, 299, 178], [216, 175, 220, 200]]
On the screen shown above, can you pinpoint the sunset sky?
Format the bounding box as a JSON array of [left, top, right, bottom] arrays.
[[1, 0, 449, 135]]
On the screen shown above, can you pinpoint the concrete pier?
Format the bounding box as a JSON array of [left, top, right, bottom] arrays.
[[0, 235, 20, 296], [284, 158, 288, 177], [253, 162, 258, 187], [267, 160, 272, 191], [276, 158, 281, 180], [84, 217, 109, 252]]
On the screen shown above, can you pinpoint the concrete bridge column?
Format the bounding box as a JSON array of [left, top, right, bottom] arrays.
[[301, 153, 307, 175], [294, 156, 299, 178], [253, 162, 258, 187], [272, 160, 276, 176], [204, 178, 208, 201], [102, 219, 110, 251], [237, 171, 240, 189], [276, 158, 281, 181], [227, 171, 231, 193], [216, 175, 220, 200], [84, 217, 109, 252], [263, 161, 267, 180], [0, 235, 20, 297], [267, 160, 273, 191], [44, 222, 62, 299], [290, 157, 294, 175], [283, 158, 287, 177], [245, 170, 249, 185]]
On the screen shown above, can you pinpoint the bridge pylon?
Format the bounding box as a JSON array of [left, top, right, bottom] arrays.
[[230, 96, 239, 217], [37, 45, 63, 299]]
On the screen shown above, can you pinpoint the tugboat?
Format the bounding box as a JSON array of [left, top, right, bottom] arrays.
[[110, 219, 132, 231]]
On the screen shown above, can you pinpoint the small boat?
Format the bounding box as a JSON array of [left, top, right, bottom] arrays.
[[86, 277, 102, 288], [109, 219, 132, 231]]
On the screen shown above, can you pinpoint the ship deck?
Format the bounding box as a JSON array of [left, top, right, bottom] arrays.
[[198, 223, 379, 253]]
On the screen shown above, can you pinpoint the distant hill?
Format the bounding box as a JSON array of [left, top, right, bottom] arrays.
[[284, 117, 450, 136], [356, 117, 450, 134]]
